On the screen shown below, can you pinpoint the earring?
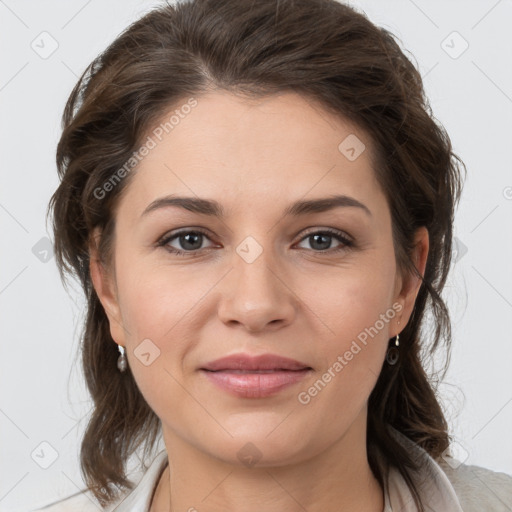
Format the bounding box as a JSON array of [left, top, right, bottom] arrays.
[[386, 333, 400, 365], [117, 344, 127, 373]]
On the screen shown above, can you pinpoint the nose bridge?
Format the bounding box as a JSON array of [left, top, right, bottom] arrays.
[[236, 241, 278, 293], [217, 234, 296, 331]]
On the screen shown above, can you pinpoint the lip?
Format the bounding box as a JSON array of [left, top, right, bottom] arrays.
[[199, 353, 313, 398], [200, 353, 312, 372]]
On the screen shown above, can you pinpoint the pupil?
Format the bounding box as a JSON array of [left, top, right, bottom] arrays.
[[181, 233, 202, 250], [311, 234, 331, 250]]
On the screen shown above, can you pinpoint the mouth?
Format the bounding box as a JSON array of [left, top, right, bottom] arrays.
[[199, 353, 313, 398], [202, 369, 311, 373], [200, 353, 312, 372]]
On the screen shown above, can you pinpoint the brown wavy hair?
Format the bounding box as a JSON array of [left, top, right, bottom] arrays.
[[48, 0, 465, 508]]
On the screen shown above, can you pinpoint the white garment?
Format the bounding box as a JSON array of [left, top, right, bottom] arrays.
[[32, 430, 512, 511]]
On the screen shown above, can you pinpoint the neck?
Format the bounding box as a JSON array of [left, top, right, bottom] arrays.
[[151, 415, 383, 512]]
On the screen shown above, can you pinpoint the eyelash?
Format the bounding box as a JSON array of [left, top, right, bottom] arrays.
[[156, 228, 354, 257]]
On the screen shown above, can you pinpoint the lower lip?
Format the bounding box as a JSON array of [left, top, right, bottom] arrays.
[[200, 369, 312, 398]]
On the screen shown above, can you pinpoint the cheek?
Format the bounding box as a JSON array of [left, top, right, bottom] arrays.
[[113, 257, 215, 402], [116, 255, 207, 340], [114, 262, 201, 424], [294, 251, 396, 402], [290, 283, 394, 451], [297, 251, 397, 344]]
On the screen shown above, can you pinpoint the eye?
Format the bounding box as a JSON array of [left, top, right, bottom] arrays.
[[156, 227, 354, 257], [295, 228, 353, 253], [157, 229, 215, 256]]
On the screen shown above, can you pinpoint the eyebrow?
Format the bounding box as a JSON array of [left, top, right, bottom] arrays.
[[141, 194, 372, 219]]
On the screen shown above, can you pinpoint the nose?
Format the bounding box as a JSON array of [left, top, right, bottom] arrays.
[[217, 248, 297, 333]]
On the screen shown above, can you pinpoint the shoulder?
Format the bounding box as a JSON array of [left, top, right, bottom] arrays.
[[30, 470, 144, 511], [30, 489, 112, 512], [438, 458, 512, 512], [387, 426, 512, 511], [31, 449, 168, 512]]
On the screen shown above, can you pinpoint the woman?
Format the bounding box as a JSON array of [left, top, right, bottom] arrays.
[[35, 0, 512, 510]]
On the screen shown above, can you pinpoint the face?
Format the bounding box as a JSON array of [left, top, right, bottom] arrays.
[[91, 90, 427, 468]]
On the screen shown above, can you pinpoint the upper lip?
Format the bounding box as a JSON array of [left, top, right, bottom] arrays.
[[200, 353, 312, 371]]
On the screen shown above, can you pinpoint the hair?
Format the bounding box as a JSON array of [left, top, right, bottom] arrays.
[[48, 0, 465, 508]]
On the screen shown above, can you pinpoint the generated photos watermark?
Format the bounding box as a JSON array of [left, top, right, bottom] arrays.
[[93, 97, 198, 200], [297, 302, 403, 405]]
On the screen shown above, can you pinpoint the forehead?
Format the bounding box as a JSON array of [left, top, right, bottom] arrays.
[[143, 90, 374, 166], [118, 90, 383, 216]]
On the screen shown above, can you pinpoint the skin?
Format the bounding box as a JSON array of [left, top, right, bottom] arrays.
[[90, 90, 428, 511]]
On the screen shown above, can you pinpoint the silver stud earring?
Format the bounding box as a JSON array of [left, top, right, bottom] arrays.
[[117, 344, 127, 373], [386, 333, 400, 365]]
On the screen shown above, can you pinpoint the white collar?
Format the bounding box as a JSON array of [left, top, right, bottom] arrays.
[[111, 450, 168, 511], [382, 428, 463, 511]]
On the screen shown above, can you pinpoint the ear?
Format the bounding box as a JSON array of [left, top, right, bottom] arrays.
[[89, 227, 127, 347], [392, 226, 429, 337]]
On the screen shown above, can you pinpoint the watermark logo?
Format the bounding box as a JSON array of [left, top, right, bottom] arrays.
[[338, 134, 366, 162], [237, 442, 263, 468], [236, 236, 263, 264], [441, 31, 469, 60], [32, 236, 54, 263], [31, 441, 59, 469], [134, 338, 161, 366], [441, 440, 470, 469], [31, 31, 59, 59], [452, 237, 468, 264]]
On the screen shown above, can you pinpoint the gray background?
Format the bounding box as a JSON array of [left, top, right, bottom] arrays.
[[1, 0, 511, 510]]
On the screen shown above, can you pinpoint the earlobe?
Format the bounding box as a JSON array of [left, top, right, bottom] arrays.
[[89, 229, 126, 346]]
